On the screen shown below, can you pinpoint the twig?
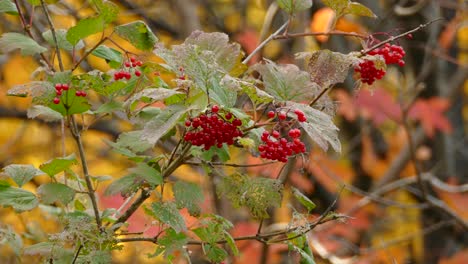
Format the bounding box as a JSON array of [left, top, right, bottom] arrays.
[[71, 245, 82, 264], [361, 18, 444, 55], [13, 0, 53, 70], [71, 37, 108, 71], [274, 30, 366, 40], [69, 116, 102, 230], [40, 0, 64, 71], [242, 20, 290, 64], [184, 160, 278, 168]]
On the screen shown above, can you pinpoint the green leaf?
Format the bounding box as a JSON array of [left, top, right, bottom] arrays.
[[128, 162, 162, 187], [39, 154, 78, 177], [251, 60, 319, 102], [292, 187, 316, 213], [0, 225, 23, 256], [173, 181, 204, 216], [0, 0, 18, 15], [276, 0, 312, 13], [203, 244, 228, 263], [104, 174, 140, 197], [3, 164, 44, 187], [287, 102, 341, 152], [149, 228, 188, 259], [94, 100, 123, 114], [7, 81, 54, 103], [0, 33, 47, 55], [109, 131, 153, 155], [27, 105, 63, 122], [141, 104, 188, 145], [346, 2, 377, 18], [307, 50, 357, 88], [224, 231, 239, 256], [124, 88, 182, 111], [92, 45, 123, 67], [146, 201, 186, 233], [48, 88, 91, 115], [37, 183, 76, 205], [322, 0, 349, 17], [0, 185, 38, 211], [217, 174, 283, 219], [25, 0, 40, 6], [66, 17, 105, 46], [92, 0, 119, 23], [115, 21, 158, 51], [43, 29, 84, 51]]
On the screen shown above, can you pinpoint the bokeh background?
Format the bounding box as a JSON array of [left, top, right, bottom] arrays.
[[0, 0, 467, 263]]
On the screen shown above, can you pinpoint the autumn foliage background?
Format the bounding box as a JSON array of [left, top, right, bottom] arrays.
[[0, 0, 467, 263]]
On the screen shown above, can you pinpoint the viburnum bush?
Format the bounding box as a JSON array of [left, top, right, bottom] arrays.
[[0, 0, 427, 263]]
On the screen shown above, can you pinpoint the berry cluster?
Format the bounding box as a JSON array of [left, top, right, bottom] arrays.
[[267, 109, 307, 122], [114, 57, 142, 80], [355, 43, 406, 85], [52, 83, 87, 104], [258, 128, 305, 162], [368, 43, 406, 66], [184, 105, 243, 150]]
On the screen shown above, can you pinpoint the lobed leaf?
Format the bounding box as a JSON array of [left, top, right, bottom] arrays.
[[0, 185, 38, 211], [251, 60, 319, 102], [115, 21, 158, 51], [104, 174, 141, 197], [124, 88, 182, 111], [149, 228, 188, 259], [288, 102, 341, 152], [39, 154, 78, 177], [217, 173, 283, 219], [37, 183, 76, 205], [146, 201, 186, 233], [3, 164, 44, 187], [141, 104, 188, 145], [307, 50, 357, 88], [128, 162, 162, 187], [0, 33, 47, 55], [173, 181, 204, 216], [27, 105, 63, 122]]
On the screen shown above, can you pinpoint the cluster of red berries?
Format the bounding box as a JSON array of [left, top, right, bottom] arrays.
[[368, 43, 406, 66], [355, 43, 406, 85], [258, 128, 305, 162], [52, 83, 86, 104], [113, 57, 142, 80], [267, 109, 307, 122], [184, 105, 243, 150]]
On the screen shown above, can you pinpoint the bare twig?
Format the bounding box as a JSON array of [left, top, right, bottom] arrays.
[[184, 160, 278, 168], [274, 30, 366, 40], [242, 20, 290, 64], [40, 0, 64, 71]]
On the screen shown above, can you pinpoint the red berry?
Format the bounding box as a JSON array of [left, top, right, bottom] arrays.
[[62, 84, 69, 91], [81, 91, 87, 97], [232, 119, 242, 127], [55, 83, 62, 90], [267, 111, 275, 118], [53, 97, 60, 104], [225, 112, 232, 120], [75, 90, 82, 96], [272, 130, 280, 138], [185, 120, 191, 127], [135, 70, 142, 77], [211, 105, 219, 113], [130, 57, 136, 63], [56, 90, 62, 96], [406, 34, 413, 40], [125, 72, 131, 80], [278, 112, 286, 120], [125, 62, 131, 67], [136, 61, 142, 66]]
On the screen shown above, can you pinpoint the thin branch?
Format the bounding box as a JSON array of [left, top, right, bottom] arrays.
[[13, 0, 53, 70], [71, 37, 108, 71], [69, 116, 102, 230], [361, 18, 444, 55], [184, 160, 278, 168], [242, 20, 290, 64], [39, 0, 64, 71], [71, 245, 82, 264], [274, 30, 366, 40]]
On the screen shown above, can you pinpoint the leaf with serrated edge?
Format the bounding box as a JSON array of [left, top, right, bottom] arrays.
[[66, 17, 104, 45], [43, 29, 85, 51], [251, 60, 319, 102], [146, 201, 186, 232], [276, 0, 312, 13], [288, 102, 341, 152], [0, 185, 38, 211], [128, 163, 162, 187], [0, 33, 47, 55], [27, 105, 63, 122], [307, 50, 357, 88], [124, 88, 182, 110], [141, 104, 188, 145], [322, 0, 349, 17], [104, 174, 140, 197], [39, 154, 77, 177], [37, 183, 75, 205], [115, 21, 158, 51], [3, 164, 44, 187], [174, 181, 204, 216]]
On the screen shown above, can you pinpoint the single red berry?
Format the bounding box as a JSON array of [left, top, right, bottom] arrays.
[[56, 90, 62, 96], [130, 57, 136, 63], [278, 112, 287, 120], [185, 120, 191, 127], [267, 111, 275, 118], [179, 75, 186, 80], [272, 130, 280, 138], [55, 83, 62, 90], [136, 61, 142, 66], [232, 119, 242, 127], [298, 115, 307, 122], [62, 84, 69, 91], [125, 72, 131, 80], [135, 70, 142, 77], [75, 90, 82, 96], [225, 112, 232, 120], [81, 91, 87, 97], [211, 105, 219, 113], [125, 62, 131, 67], [53, 97, 60, 104], [406, 34, 413, 40]]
